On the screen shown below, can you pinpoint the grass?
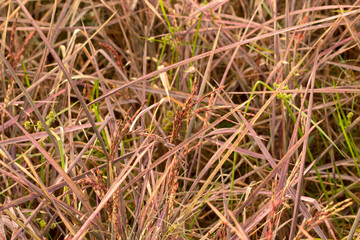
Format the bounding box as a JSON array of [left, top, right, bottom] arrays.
[[0, 0, 360, 239]]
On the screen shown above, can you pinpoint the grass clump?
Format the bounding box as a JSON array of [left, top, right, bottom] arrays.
[[0, 1, 360, 239]]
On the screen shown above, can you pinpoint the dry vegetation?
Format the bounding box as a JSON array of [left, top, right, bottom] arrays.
[[1, 0, 360, 239]]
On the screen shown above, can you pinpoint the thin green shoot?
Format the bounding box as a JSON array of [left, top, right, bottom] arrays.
[[21, 59, 30, 88], [189, 182, 220, 230], [159, 0, 175, 37], [247, 44, 277, 65], [91, 79, 110, 151], [50, 129, 70, 205], [332, 80, 360, 177]]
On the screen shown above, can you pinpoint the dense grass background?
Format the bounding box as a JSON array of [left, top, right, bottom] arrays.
[[1, 0, 360, 239]]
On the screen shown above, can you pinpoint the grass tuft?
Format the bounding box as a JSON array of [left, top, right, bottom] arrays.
[[1, 1, 360, 239]]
